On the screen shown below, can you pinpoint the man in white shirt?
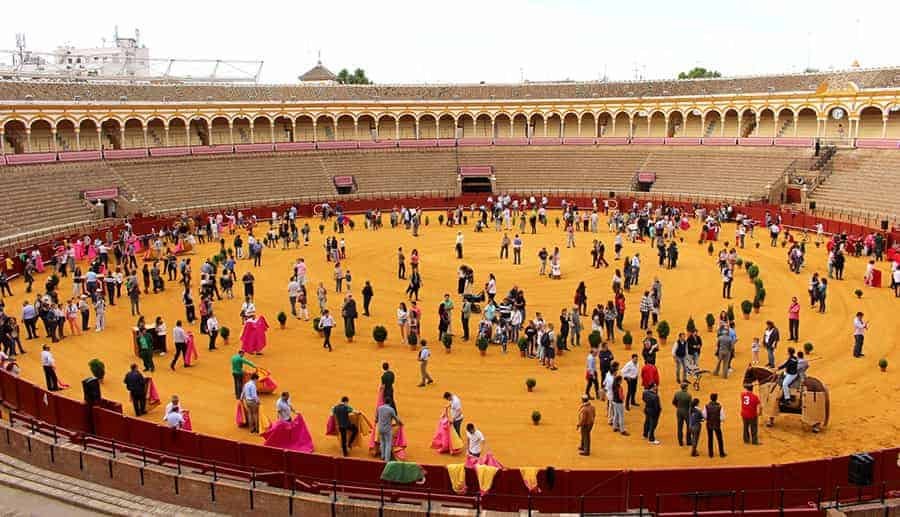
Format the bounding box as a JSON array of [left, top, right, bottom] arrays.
[[417, 342, 434, 387], [164, 405, 184, 429], [603, 363, 618, 422], [444, 391, 463, 435], [170, 320, 188, 370], [288, 278, 301, 317], [276, 392, 295, 422], [41, 344, 60, 391], [852, 312, 868, 358], [465, 423, 485, 457]]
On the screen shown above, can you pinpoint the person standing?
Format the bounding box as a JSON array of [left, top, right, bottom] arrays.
[[231, 350, 255, 400], [713, 331, 734, 378], [465, 423, 485, 457], [397, 248, 406, 279], [444, 391, 464, 435], [611, 375, 628, 435], [584, 348, 600, 399], [740, 384, 762, 445], [672, 332, 689, 384], [375, 398, 402, 462], [577, 394, 596, 456], [703, 393, 726, 457], [455, 232, 464, 259], [788, 297, 800, 341], [763, 321, 780, 368], [123, 364, 146, 416], [688, 398, 704, 457], [621, 354, 640, 410], [206, 313, 220, 350], [241, 372, 261, 434], [362, 281, 374, 317], [642, 383, 661, 445], [512, 234, 523, 265], [381, 362, 396, 410], [319, 309, 335, 351], [138, 327, 155, 372], [288, 276, 301, 317], [461, 297, 472, 341], [852, 312, 868, 358], [721, 265, 733, 299], [170, 320, 188, 370], [672, 382, 693, 446], [276, 392, 295, 422], [342, 294, 358, 341], [499, 233, 510, 260], [332, 396, 358, 456], [41, 344, 60, 391], [417, 341, 434, 387]]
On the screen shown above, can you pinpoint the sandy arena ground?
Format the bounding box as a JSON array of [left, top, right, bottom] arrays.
[[7, 211, 899, 469]]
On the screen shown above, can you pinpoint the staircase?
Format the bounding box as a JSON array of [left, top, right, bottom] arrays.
[[703, 119, 718, 137], [777, 119, 793, 137], [741, 121, 757, 138]]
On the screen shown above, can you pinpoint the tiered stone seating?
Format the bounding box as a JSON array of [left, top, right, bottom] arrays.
[[810, 150, 900, 218], [1, 67, 897, 102], [641, 146, 805, 199]]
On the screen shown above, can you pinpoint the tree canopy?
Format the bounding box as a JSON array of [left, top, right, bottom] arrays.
[[677, 67, 722, 80], [337, 68, 372, 85]]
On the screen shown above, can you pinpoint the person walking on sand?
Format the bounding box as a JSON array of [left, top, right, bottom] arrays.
[[417, 341, 434, 387], [577, 394, 596, 456]]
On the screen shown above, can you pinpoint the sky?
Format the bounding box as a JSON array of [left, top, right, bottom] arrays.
[[1, 0, 898, 84]]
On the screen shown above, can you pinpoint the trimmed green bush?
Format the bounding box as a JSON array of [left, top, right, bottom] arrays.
[[88, 359, 105, 380], [373, 326, 388, 343], [656, 321, 670, 340], [705, 313, 716, 330], [686, 317, 697, 334], [741, 300, 753, 315], [531, 410, 542, 424], [622, 330, 633, 346], [588, 330, 603, 348], [525, 378, 537, 391]]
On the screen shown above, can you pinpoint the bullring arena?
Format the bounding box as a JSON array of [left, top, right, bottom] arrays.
[[0, 65, 899, 516]]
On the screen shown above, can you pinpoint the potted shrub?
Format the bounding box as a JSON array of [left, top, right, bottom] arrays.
[[438, 214, 444, 226], [740, 300, 753, 320], [748, 264, 760, 280], [373, 325, 388, 347], [656, 321, 670, 345], [726, 305, 735, 323], [755, 288, 767, 306], [705, 313, 716, 332], [312, 317, 322, 336], [525, 378, 537, 392], [879, 358, 888, 372], [753, 300, 761, 314], [744, 261, 753, 271], [622, 330, 633, 349], [442, 333, 453, 352], [408, 332, 419, 349], [424, 216, 430, 226], [735, 258, 743, 267], [220, 326, 231, 344], [476, 336, 489, 356], [588, 330, 603, 348], [755, 242, 760, 248], [88, 358, 105, 382], [686, 317, 697, 334], [277, 311, 288, 329], [803, 342, 814, 355], [554, 217, 560, 228], [707, 242, 714, 256], [318, 224, 325, 234], [753, 278, 764, 291], [531, 410, 542, 425], [517, 337, 528, 357], [854, 289, 863, 299]]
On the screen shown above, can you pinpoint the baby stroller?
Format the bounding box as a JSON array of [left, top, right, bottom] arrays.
[[684, 362, 710, 391], [464, 291, 485, 314]]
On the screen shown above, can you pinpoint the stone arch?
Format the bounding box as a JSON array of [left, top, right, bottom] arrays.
[[231, 116, 251, 144], [252, 116, 272, 144], [756, 108, 776, 137], [2, 119, 28, 154], [187, 118, 208, 146], [209, 116, 231, 145], [702, 110, 722, 137], [511, 113, 528, 138], [631, 111, 650, 137], [398, 114, 416, 139], [315, 114, 335, 141], [418, 113, 437, 139], [145, 118, 166, 146], [721, 109, 740, 137], [666, 110, 685, 137], [545, 112, 562, 138], [55, 119, 77, 151], [579, 112, 596, 137], [29, 119, 55, 152], [100, 118, 123, 150], [335, 114, 355, 140], [886, 105, 900, 138], [775, 108, 795, 137], [613, 112, 630, 137], [474, 113, 492, 138], [457, 113, 475, 138], [647, 111, 666, 137], [123, 118, 146, 149], [563, 112, 580, 137], [494, 113, 512, 138], [529, 113, 545, 138], [295, 115, 314, 141], [739, 108, 757, 137], [78, 119, 101, 150], [376, 114, 397, 140], [823, 105, 851, 138], [167, 117, 188, 147], [357, 114, 377, 140], [273, 115, 293, 143], [682, 109, 702, 137], [437, 114, 456, 139], [596, 112, 613, 137], [795, 107, 818, 137], [857, 105, 884, 138]]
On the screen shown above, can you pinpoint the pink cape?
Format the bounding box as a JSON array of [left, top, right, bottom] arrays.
[[240, 316, 270, 354], [236, 400, 247, 427], [262, 414, 314, 452], [256, 370, 278, 393], [34, 255, 44, 273], [145, 378, 161, 407], [54, 368, 70, 390], [87, 246, 97, 261], [465, 452, 504, 469], [325, 414, 337, 435], [368, 423, 408, 460], [184, 332, 199, 366], [181, 410, 193, 431], [129, 236, 142, 252], [430, 415, 463, 455], [173, 241, 184, 254], [74, 241, 85, 260]]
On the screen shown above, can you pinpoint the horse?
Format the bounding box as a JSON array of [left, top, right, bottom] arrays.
[[742, 365, 830, 433]]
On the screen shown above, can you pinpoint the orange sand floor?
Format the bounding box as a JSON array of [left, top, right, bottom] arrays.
[[8, 211, 900, 469]]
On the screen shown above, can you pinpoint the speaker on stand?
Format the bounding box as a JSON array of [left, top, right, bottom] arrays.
[[809, 201, 816, 211], [880, 220, 889, 231], [848, 453, 874, 486], [82, 377, 101, 405]]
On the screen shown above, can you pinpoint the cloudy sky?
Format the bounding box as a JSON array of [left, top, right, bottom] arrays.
[[2, 0, 897, 84]]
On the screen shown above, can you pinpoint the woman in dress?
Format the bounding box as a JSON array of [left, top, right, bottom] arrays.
[[397, 303, 409, 343]]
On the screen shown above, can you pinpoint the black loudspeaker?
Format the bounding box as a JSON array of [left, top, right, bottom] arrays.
[[848, 453, 874, 486], [609, 191, 615, 198], [881, 220, 889, 231], [82, 377, 101, 405], [809, 201, 816, 210]]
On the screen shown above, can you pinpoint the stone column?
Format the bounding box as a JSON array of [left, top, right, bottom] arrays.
[[74, 128, 80, 151], [50, 128, 58, 152], [25, 128, 31, 153]]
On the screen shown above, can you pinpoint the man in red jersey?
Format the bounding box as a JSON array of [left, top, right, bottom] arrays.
[[740, 384, 762, 445]]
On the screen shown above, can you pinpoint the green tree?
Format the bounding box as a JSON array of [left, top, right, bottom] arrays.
[[337, 68, 372, 85], [677, 67, 722, 80]]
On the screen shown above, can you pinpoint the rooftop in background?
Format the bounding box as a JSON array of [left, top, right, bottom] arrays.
[[1, 66, 898, 103]]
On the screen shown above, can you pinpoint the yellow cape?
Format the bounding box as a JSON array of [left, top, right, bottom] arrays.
[[520, 467, 540, 492], [446, 463, 467, 494], [476, 465, 499, 494]]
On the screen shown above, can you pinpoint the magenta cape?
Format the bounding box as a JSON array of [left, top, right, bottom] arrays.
[[465, 452, 504, 469], [235, 400, 247, 427], [262, 414, 315, 453], [74, 241, 85, 260], [182, 410, 193, 431], [145, 378, 160, 407], [184, 332, 199, 366], [368, 386, 408, 459], [240, 316, 270, 354], [430, 415, 463, 455]]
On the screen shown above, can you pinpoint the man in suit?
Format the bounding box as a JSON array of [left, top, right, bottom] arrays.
[[123, 363, 146, 416]]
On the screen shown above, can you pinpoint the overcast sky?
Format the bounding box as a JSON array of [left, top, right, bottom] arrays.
[[2, 0, 897, 84]]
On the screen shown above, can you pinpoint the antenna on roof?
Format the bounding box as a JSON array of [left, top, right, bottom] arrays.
[[317, 49, 322, 64]]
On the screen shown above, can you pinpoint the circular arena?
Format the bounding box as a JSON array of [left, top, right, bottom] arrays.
[[1, 69, 900, 516]]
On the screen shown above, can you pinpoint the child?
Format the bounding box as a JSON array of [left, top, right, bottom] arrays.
[[750, 337, 761, 365], [344, 269, 352, 293]]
